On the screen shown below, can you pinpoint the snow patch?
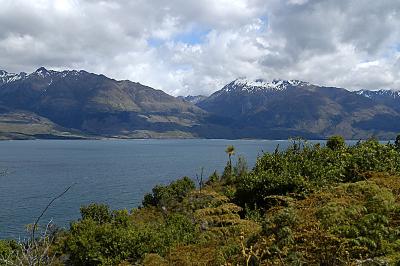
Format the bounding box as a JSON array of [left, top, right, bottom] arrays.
[[60, 70, 80, 78], [356, 89, 400, 99], [0, 70, 26, 84], [222, 78, 310, 93], [33, 67, 52, 78]]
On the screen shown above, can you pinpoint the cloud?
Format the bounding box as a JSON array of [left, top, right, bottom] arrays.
[[256, 0, 400, 90], [0, 0, 399, 96]]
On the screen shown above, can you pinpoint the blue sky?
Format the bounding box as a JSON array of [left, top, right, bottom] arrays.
[[174, 28, 211, 45], [148, 27, 210, 47]]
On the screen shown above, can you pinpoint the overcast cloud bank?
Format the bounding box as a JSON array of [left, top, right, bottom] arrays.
[[0, 0, 399, 95]]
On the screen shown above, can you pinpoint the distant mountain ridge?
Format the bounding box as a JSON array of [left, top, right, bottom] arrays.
[[356, 89, 400, 99], [0, 70, 27, 85], [177, 95, 207, 104], [0, 67, 206, 139], [355, 89, 400, 112], [0, 68, 399, 140], [197, 78, 400, 139], [220, 78, 310, 93]]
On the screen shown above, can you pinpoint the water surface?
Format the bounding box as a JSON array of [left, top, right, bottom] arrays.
[[0, 139, 303, 238]]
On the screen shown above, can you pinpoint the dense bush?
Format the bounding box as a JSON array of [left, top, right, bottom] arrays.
[[0, 240, 18, 260], [395, 134, 400, 150], [256, 175, 400, 264], [235, 138, 400, 208], [63, 204, 198, 265], [326, 135, 345, 150], [80, 203, 112, 223], [317, 181, 400, 258], [142, 176, 195, 208]]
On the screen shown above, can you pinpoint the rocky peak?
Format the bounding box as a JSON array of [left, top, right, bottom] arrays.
[[0, 69, 26, 85], [222, 78, 310, 93], [356, 89, 400, 99]]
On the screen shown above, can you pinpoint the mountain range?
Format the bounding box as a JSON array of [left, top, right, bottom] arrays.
[[0, 68, 399, 140]]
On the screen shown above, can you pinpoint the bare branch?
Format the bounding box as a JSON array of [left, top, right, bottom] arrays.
[[32, 183, 76, 245]]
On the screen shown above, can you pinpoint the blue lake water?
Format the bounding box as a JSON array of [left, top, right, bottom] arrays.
[[0, 139, 317, 239]]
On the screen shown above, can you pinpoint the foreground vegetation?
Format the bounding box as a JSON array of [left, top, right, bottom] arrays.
[[2, 136, 400, 265]]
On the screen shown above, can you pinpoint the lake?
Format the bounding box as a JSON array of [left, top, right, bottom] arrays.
[[0, 139, 312, 239]]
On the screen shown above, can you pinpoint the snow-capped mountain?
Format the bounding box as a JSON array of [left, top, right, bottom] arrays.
[[196, 78, 400, 139], [355, 89, 400, 111], [356, 89, 400, 99], [222, 78, 310, 93], [0, 67, 205, 139], [177, 95, 207, 104], [1, 69, 400, 140], [0, 70, 27, 85], [198, 78, 316, 118], [30, 67, 85, 79], [0, 67, 88, 87]]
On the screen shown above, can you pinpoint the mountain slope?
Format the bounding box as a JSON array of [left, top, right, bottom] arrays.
[[0, 70, 27, 86], [0, 105, 89, 140], [197, 78, 400, 139], [1, 69, 399, 140], [177, 95, 207, 104], [355, 89, 400, 112], [0, 67, 205, 138]]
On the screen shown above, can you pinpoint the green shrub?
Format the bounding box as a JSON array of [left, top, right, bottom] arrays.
[[0, 240, 18, 260], [64, 211, 198, 265], [316, 181, 400, 258], [80, 203, 112, 223], [262, 207, 298, 250], [326, 135, 345, 150], [221, 162, 234, 183], [206, 170, 220, 185], [142, 176, 195, 208], [233, 156, 248, 179], [395, 134, 400, 150], [235, 138, 400, 210]]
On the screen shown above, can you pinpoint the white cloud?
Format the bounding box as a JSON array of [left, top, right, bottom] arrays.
[[0, 0, 399, 96]]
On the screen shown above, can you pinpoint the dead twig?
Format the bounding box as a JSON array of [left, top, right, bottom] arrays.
[[32, 183, 76, 245]]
